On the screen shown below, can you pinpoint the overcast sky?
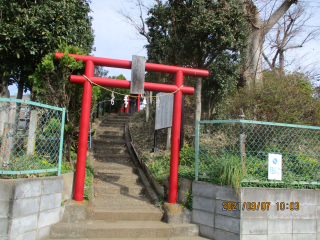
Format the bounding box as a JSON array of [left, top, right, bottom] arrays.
[[89, 0, 148, 80], [8, 0, 320, 95]]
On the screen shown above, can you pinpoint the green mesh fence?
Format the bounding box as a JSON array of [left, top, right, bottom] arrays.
[[195, 120, 320, 185], [0, 98, 65, 175]]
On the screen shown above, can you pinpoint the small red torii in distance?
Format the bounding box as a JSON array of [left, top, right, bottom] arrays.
[[55, 53, 209, 203]]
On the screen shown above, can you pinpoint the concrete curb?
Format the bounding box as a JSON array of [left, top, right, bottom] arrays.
[[125, 116, 159, 204]]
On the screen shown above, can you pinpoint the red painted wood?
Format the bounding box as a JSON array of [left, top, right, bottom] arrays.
[[73, 60, 94, 201], [168, 71, 183, 203], [55, 53, 208, 78], [70, 76, 194, 95]]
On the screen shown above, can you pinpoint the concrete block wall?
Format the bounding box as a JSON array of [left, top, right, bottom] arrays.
[[241, 187, 320, 240], [0, 175, 67, 240], [192, 181, 240, 240], [192, 181, 320, 240]]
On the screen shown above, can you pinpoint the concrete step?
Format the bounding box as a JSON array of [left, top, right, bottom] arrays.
[[94, 139, 127, 146], [103, 119, 128, 123], [51, 221, 200, 239], [99, 122, 126, 127], [94, 154, 132, 161], [97, 126, 125, 132], [94, 172, 140, 183], [97, 130, 125, 136], [96, 135, 125, 141], [50, 237, 208, 240], [50, 221, 200, 239], [93, 182, 145, 196], [92, 195, 155, 210], [94, 146, 128, 155], [94, 161, 134, 170], [93, 161, 137, 174], [92, 210, 163, 221], [50, 221, 173, 238]]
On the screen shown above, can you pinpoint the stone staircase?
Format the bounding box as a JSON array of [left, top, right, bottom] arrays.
[[49, 114, 208, 240]]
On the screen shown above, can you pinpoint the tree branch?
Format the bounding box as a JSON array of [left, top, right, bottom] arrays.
[[262, 52, 274, 70], [262, 0, 297, 36]]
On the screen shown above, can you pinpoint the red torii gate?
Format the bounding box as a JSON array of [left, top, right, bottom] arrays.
[[55, 53, 209, 203]]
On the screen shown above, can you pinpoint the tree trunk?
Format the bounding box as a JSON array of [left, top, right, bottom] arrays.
[[0, 76, 9, 98], [145, 91, 149, 122], [279, 50, 285, 73], [244, 27, 264, 88], [208, 99, 211, 120], [194, 77, 202, 122], [16, 78, 24, 99], [242, 0, 297, 87]]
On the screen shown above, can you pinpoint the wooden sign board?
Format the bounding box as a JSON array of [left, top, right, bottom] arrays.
[[155, 92, 173, 130], [130, 55, 146, 94]]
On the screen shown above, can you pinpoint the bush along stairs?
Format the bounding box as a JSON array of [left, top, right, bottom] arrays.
[[50, 114, 208, 240]]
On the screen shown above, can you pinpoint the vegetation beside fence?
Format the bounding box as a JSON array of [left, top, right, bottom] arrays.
[[196, 120, 320, 192]]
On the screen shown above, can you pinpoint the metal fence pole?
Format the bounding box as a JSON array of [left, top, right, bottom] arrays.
[[96, 103, 99, 118], [58, 108, 66, 176], [102, 95, 105, 116], [195, 120, 200, 181], [239, 108, 246, 165]]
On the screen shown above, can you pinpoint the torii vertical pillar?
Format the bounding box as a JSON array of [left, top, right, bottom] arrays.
[[55, 53, 209, 203], [169, 71, 183, 202], [74, 61, 94, 200]]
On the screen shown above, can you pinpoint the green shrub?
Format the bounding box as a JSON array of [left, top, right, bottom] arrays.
[[44, 118, 61, 137], [148, 145, 197, 182], [214, 71, 320, 126], [83, 160, 94, 200], [179, 145, 195, 167]]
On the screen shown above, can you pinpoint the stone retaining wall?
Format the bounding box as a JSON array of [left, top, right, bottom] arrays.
[[192, 181, 320, 240], [0, 172, 74, 240]]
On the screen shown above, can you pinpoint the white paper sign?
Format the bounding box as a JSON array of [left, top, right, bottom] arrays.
[[268, 153, 282, 181]]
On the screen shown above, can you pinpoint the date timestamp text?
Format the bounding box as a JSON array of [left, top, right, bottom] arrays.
[[222, 202, 299, 211]]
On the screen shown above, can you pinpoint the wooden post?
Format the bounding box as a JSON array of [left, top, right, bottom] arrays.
[[166, 127, 172, 150], [27, 110, 38, 154], [109, 96, 112, 115], [0, 123, 10, 167], [145, 91, 149, 122], [1, 102, 16, 166], [239, 108, 246, 166], [96, 103, 99, 118], [180, 95, 185, 151], [102, 95, 105, 116], [0, 102, 9, 136], [152, 130, 159, 153]]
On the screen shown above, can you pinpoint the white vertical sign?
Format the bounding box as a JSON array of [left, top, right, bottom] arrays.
[[155, 92, 173, 130], [268, 153, 282, 181]]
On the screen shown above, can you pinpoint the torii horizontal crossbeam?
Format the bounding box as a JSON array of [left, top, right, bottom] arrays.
[[70, 76, 195, 95], [55, 53, 209, 78]]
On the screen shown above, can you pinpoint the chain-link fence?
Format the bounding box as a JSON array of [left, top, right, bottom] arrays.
[[0, 98, 65, 175], [195, 120, 320, 185]]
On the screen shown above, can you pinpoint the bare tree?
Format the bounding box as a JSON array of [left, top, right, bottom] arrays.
[[240, 0, 298, 88], [262, 5, 320, 73], [117, 0, 156, 42]]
